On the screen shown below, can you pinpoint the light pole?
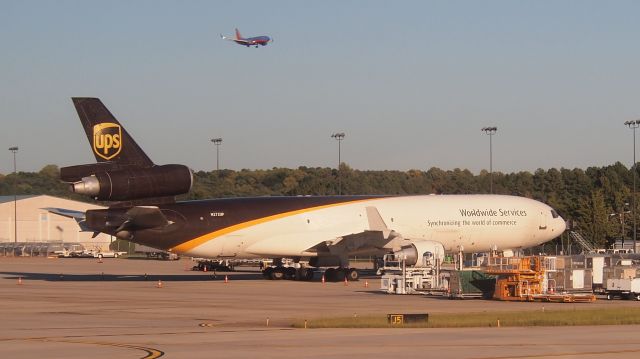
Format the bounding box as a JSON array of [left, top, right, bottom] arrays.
[[610, 203, 630, 250], [210, 138, 222, 171], [481, 127, 497, 194], [625, 120, 640, 253], [8, 146, 18, 243], [331, 132, 345, 195]]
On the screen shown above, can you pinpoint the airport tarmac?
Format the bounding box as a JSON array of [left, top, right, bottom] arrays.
[[2, 257, 640, 358]]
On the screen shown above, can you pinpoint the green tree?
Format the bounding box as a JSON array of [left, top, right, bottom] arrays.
[[576, 190, 614, 247]]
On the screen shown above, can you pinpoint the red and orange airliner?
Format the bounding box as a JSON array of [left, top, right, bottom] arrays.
[[221, 28, 272, 48]]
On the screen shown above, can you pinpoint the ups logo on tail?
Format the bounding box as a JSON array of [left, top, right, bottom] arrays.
[[93, 123, 122, 160]]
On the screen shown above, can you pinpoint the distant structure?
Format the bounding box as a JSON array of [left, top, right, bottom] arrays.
[[0, 195, 112, 252], [211, 137, 223, 171], [331, 132, 346, 195], [481, 127, 498, 194]]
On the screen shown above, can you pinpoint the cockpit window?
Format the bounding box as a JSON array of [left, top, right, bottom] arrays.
[[550, 210, 559, 219]]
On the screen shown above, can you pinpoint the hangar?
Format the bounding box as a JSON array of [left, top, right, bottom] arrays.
[[0, 195, 112, 253]]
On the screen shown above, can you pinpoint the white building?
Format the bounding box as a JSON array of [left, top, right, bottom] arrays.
[[0, 195, 112, 251]]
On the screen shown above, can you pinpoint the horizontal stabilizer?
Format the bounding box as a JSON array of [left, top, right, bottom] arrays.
[[43, 207, 85, 220], [44, 207, 92, 232]]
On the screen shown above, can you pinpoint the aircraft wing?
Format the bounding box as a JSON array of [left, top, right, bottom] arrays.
[[245, 231, 342, 257], [220, 34, 250, 44], [245, 206, 397, 257]]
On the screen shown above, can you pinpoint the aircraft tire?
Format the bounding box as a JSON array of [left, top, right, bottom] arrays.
[[304, 268, 315, 281], [262, 267, 273, 279], [296, 268, 314, 281], [325, 268, 336, 281], [334, 269, 346, 282], [347, 268, 359, 281], [284, 267, 296, 280], [270, 267, 285, 280]]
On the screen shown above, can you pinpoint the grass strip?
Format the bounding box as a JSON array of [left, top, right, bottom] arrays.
[[292, 307, 640, 329]]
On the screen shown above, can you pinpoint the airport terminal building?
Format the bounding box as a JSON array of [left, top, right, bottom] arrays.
[[0, 195, 112, 253]]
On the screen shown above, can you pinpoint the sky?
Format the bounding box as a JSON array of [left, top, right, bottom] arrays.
[[1, 0, 640, 175]]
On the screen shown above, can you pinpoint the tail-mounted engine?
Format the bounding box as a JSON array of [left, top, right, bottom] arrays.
[[61, 163, 192, 201]]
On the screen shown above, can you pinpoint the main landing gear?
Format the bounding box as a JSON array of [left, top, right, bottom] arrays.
[[262, 266, 315, 281], [261, 266, 359, 281], [324, 268, 359, 282]]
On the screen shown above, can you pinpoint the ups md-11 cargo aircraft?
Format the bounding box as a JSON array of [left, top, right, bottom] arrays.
[[51, 98, 566, 281]]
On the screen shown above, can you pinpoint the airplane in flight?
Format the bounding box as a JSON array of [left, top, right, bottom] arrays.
[[50, 98, 566, 281], [220, 28, 271, 48]]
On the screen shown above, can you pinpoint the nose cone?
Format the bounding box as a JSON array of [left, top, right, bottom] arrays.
[[556, 215, 567, 234], [548, 214, 567, 240]]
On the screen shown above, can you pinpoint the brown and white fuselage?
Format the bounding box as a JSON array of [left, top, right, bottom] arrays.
[[58, 98, 566, 277]]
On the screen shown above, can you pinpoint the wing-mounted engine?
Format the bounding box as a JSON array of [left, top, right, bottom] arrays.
[[61, 163, 192, 202], [393, 240, 445, 267]]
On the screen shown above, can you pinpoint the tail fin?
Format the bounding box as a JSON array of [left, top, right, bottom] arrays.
[[72, 97, 154, 167], [235, 28, 243, 40]]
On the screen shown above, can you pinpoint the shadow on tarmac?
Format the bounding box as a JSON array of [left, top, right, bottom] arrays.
[[0, 271, 263, 282], [1, 269, 381, 283]]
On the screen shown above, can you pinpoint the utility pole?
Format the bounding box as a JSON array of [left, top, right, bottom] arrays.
[[331, 132, 345, 195], [481, 127, 497, 194], [610, 203, 631, 250]]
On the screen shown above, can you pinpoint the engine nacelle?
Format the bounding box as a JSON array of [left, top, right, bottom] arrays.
[[71, 164, 192, 201], [394, 240, 445, 267]]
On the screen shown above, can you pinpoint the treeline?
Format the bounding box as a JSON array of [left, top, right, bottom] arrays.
[[1, 162, 637, 247]]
